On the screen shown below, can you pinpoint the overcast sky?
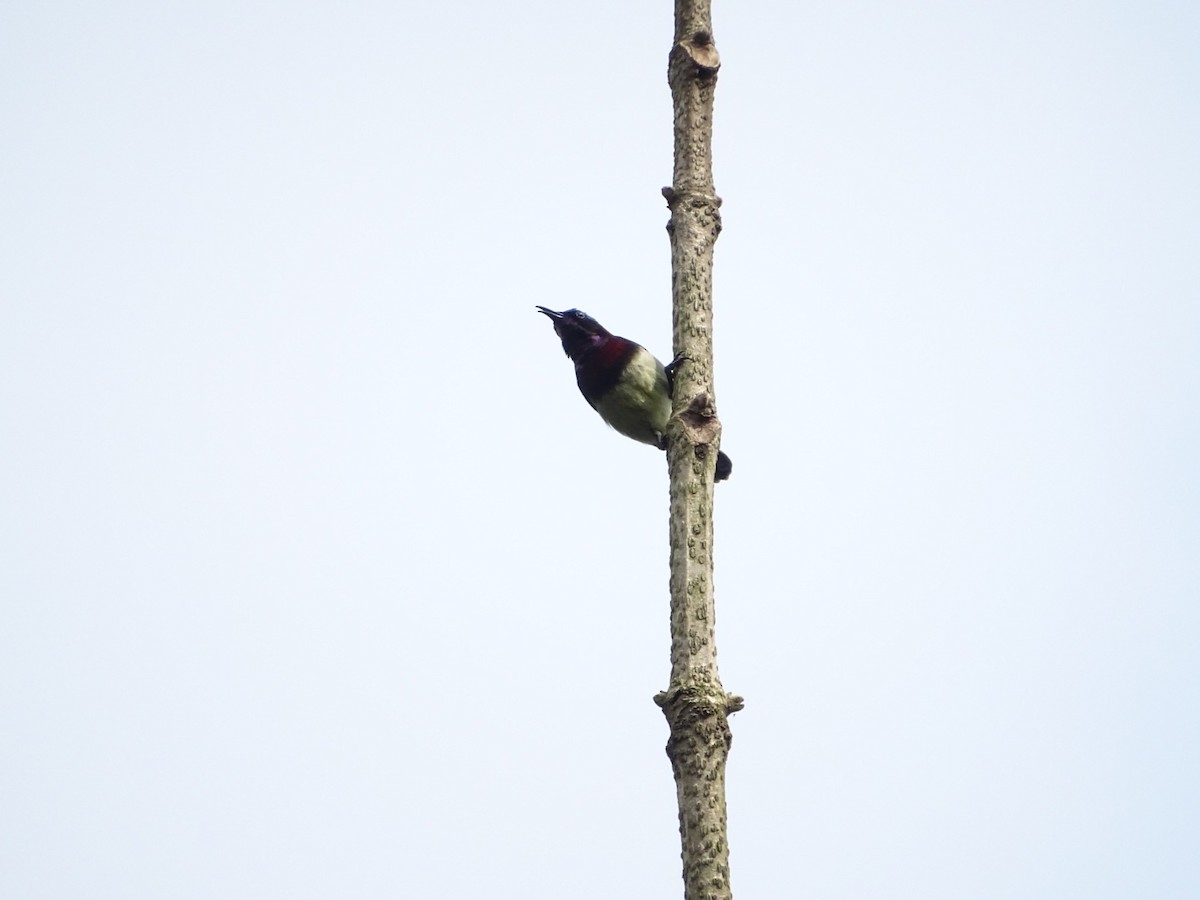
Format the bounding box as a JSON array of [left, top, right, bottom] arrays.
[[3, 2, 1198, 898]]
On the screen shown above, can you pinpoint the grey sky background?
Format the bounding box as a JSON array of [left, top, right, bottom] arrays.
[[3, 2, 1198, 898]]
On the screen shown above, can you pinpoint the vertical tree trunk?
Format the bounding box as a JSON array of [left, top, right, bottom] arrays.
[[655, 2, 742, 900]]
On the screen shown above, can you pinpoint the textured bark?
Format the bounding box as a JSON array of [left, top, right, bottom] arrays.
[[653, 2, 742, 900]]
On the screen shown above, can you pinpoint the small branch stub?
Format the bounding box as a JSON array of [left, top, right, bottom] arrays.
[[679, 31, 720, 73]]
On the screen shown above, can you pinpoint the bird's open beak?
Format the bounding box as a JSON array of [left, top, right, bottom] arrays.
[[536, 306, 564, 319]]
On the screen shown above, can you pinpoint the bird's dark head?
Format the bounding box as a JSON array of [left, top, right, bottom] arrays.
[[536, 306, 612, 359]]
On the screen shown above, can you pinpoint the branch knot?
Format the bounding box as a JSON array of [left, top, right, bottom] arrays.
[[680, 32, 721, 74]]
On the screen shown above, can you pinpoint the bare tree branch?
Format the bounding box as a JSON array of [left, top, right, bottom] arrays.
[[655, 2, 742, 899]]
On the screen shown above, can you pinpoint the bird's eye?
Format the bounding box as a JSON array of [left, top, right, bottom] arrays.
[[574, 310, 589, 320]]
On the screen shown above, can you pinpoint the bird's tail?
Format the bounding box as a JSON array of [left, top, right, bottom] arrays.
[[716, 451, 733, 482]]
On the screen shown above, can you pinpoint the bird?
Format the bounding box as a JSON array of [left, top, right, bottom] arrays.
[[536, 306, 732, 482]]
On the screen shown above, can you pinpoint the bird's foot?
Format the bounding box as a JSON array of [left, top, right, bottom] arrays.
[[664, 353, 690, 396]]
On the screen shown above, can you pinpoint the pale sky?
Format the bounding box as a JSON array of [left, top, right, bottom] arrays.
[[2, 2, 1198, 898]]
